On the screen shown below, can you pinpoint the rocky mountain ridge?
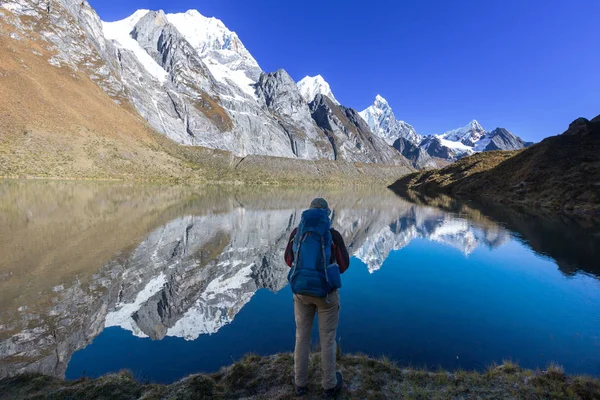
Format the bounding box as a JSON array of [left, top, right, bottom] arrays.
[[0, 0, 535, 173], [358, 95, 532, 167], [0, 0, 413, 168]]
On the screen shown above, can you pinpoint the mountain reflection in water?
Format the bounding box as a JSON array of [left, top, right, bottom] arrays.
[[0, 180, 599, 381]]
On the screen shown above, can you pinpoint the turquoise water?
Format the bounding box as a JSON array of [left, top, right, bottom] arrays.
[[0, 181, 598, 383]]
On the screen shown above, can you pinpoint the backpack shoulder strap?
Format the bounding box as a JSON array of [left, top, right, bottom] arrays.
[[290, 230, 309, 276]]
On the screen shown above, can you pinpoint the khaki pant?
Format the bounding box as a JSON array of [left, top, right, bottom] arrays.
[[293, 290, 340, 390]]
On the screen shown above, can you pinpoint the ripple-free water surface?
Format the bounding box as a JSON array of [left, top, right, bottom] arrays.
[[0, 181, 599, 383]]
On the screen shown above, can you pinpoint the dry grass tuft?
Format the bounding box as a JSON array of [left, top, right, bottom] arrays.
[[4, 354, 597, 400]]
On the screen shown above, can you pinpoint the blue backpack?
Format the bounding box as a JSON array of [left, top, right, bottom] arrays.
[[287, 208, 342, 297]]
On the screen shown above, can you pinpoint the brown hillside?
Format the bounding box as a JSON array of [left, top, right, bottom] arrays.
[[389, 116, 600, 214], [0, 12, 411, 184], [0, 10, 200, 180]]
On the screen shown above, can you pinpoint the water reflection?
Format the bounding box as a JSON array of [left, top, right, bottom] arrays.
[[395, 190, 600, 277], [0, 180, 598, 379]]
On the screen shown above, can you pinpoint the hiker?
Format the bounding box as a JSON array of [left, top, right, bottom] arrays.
[[284, 198, 350, 398]]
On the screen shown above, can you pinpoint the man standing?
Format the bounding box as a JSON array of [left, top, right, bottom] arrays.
[[284, 198, 350, 398]]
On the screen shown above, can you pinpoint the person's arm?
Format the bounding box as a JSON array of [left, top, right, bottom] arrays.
[[284, 228, 298, 267], [330, 229, 350, 273]]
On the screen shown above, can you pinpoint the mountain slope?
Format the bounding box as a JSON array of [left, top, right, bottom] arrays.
[[389, 116, 600, 214]]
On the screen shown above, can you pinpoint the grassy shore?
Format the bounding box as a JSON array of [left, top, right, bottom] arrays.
[[1, 353, 599, 400]]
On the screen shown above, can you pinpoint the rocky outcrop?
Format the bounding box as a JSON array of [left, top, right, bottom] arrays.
[[392, 137, 438, 169], [562, 116, 600, 137], [309, 95, 408, 164], [255, 70, 332, 159], [419, 136, 464, 161]]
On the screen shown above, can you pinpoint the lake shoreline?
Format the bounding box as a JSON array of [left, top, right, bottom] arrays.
[[2, 353, 599, 399]]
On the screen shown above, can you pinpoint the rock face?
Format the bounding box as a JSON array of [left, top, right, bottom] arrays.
[[479, 128, 532, 151], [165, 9, 262, 84], [392, 137, 438, 169], [255, 70, 332, 159], [419, 136, 464, 160], [309, 95, 408, 164]]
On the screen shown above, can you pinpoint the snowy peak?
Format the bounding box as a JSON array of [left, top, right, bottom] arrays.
[[297, 75, 339, 105], [165, 9, 261, 81], [441, 119, 486, 146], [165, 10, 244, 56], [105, 8, 262, 90], [374, 94, 389, 108], [422, 120, 531, 161], [359, 95, 421, 146]]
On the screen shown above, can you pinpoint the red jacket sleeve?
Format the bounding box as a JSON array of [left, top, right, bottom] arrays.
[[330, 229, 350, 274], [284, 228, 298, 268]]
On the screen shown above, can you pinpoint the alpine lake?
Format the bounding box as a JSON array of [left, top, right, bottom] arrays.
[[0, 180, 599, 384]]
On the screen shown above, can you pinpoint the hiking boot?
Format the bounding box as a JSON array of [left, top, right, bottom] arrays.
[[322, 371, 343, 399], [291, 374, 307, 397]]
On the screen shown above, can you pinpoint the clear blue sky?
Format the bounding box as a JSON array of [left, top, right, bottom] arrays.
[[91, 0, 600, 142]]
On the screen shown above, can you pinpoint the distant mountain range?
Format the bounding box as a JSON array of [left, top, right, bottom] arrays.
[[1, 1, 531, 171], [357, 96, 532, 168], [390, 115, 600, 214]]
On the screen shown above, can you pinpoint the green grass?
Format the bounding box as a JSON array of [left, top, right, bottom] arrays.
[[1, 354, 599, 400]]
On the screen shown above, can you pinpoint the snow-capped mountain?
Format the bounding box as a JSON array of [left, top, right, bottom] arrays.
[[359, 95, 422, 146], [420, 122, 530, 161], [0, 0, 529, 172], [357, 94, 530, 166], [297, 75, 339, 105], [440, 120, 486, 146], [0, 1, 411, 166]]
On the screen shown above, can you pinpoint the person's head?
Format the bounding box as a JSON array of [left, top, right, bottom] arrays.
[[310, 198, 331, 216]]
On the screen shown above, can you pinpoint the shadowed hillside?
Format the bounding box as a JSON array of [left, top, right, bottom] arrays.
[[389, 116, 600, 214]]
